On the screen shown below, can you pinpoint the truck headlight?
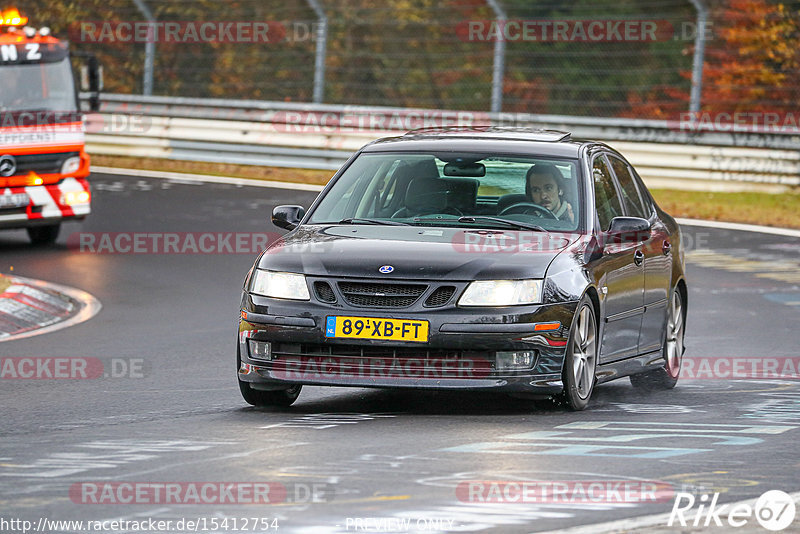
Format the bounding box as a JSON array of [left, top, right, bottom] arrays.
[[250, 270, 310, 300], [458, 279, 543, 307], [61, 156, 81, 175]]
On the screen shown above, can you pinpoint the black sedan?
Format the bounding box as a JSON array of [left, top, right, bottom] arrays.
[[237, 127, 687, 410]]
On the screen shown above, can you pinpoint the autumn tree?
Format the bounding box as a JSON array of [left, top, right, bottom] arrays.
[[702, 0, 800, 112]]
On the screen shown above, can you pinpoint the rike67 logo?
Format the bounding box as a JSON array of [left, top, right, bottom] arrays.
[[669, 490, 796, 531]]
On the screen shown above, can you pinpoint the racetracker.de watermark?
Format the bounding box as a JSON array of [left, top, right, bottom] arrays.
[[673, 111, 800, 134], [456, 20, 711, 42], [451, 231, 710, 254], [72, 21, 286, 43], [271, 110, 490, 133], [272, 356, 491, 381], [70, 481, 332, 505], [456, 480, 674, 504], [0, 357, 146, 379], [680, 357, 800, 380], [67, 232, 279, 254], [0, 111, 152, 134]]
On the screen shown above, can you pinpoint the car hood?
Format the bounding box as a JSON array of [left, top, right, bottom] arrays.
[[258, 225, 578, 280]]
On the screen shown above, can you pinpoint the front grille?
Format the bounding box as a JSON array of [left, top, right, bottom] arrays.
[[313, 281, 336, 303], [338, 281, 427, 308], [5, 152, 78, 177], [424, 286, 456, 307]]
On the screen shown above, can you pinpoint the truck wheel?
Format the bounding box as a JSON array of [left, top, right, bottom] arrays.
[[27, 224, 60, 246]]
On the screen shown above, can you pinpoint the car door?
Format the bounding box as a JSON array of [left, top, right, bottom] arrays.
[[591, 154, 645, 362], [608, 155, 672, 354]]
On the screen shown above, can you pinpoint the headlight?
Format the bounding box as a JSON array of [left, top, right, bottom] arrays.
[[458, 279, 542, 307], [250, 270, 310, 300], [61, 156, 81, 175]]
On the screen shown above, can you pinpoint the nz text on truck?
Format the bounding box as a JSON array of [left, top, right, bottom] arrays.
[[0, 7, 94, 245]]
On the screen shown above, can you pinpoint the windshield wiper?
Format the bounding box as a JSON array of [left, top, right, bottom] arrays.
[[411, 216, 464, 227], [338, 218, 410, 226], [457, 216, 549, 233]]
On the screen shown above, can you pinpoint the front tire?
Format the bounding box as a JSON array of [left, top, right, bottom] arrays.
[[27, 224, 60, 246], [630, 287, 685, 390], [237, 345, 302, 407], [560, 296, 598, 411], [239, 381, 302, 407]]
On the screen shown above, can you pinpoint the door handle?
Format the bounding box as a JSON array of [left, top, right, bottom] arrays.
[[634, 249, 645, 266], [662, 240, 672, 256]]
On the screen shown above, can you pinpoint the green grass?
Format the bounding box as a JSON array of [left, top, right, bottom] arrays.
[[651, 189, 800, 230], [93, 155, 334, 186]]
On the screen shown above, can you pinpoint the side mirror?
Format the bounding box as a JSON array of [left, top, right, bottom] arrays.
[[607, 216, 651, 243], [80, 55, 103, 112], [271, 205, 305, 230]]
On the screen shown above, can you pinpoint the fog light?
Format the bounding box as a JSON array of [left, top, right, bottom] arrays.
[[61, 190, 91, 206], [495, 350, 536, 371], [248, 339, 272, 361]]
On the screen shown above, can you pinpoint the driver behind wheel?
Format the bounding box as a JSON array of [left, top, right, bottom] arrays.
[[526, 163, 574, 222]]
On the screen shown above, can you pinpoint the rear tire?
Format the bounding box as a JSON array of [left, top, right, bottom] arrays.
[[560, 295, 598, 411], [27, 224, 60, 246], [630, 287, 685, 390]]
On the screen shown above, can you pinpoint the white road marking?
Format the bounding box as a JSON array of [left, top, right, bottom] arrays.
[[0, 440, 234, 479], [604, 403, 706, 414], [260, 413, 397, 430], [676, 217, 800, 238], [93, 166, 326, 192]]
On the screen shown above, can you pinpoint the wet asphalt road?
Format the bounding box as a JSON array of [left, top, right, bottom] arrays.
[[1, 173, 799, 533]]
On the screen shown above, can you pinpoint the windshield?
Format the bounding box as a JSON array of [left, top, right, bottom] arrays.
[[308, 152, 582, 232], [0, 58, 78, 113]]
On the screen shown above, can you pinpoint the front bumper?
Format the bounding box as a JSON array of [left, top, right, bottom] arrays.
[[0, 177, 91, 230], [237, 292, 578, 394]]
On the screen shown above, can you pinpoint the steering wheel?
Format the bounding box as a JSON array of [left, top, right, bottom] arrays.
[[498, 202, 558, 219]]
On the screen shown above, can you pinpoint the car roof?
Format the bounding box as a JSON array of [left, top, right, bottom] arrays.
[[361, 127, 592, 158]]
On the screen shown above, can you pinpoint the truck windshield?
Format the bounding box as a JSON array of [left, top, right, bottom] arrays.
[[0, 58, 77, 113]]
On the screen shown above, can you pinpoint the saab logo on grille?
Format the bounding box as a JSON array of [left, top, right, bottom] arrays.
[[0, 155, 16, 177], [378, 265, 394, 274]]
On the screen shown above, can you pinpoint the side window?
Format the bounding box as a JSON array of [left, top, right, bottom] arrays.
[[592, 156, 623, 231], [631, 170, 654, 215], [609, 156, 647, 219]]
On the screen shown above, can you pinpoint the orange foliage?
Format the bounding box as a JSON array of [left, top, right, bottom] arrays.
[[625, 0, 800, 117]]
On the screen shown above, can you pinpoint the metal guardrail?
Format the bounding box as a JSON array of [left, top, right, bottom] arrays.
[[81, 94, 800, 187]]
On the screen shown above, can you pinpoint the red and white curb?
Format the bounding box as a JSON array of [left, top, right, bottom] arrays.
[[0, 275, 101, 342]]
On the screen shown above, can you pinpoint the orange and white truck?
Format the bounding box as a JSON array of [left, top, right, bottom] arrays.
[[0, 7, 97, 244]]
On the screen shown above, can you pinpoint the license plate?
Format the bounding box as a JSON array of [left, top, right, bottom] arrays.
[[325, 316, 429, 343], [0, 193, 29, 209]]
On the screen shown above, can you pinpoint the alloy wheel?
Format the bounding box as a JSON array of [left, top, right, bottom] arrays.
[[571, 304, 597, 399]]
